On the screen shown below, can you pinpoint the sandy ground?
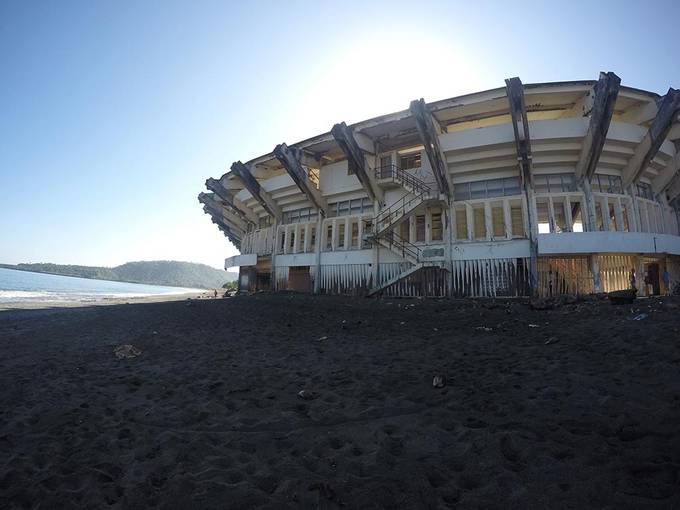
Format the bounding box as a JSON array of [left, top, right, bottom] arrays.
[[1, 293, 679, 509]]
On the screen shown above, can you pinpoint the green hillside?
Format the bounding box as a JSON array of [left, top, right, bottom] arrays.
[[0, 261, 237, 289]]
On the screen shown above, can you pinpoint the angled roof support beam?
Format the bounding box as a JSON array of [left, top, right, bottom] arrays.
[[505, 76, 538, 295], [575, 72, 621, 184], [331, 122, 382, 202], [211, 218, 241, 246], [622, 88, 680, 188], [410, 98, 454, 199], [273, 143, 328, 215], [230, 161, 282, 222], [505, 77, 533, 189], [198, 193, 249, 233], [653, 147, 680, 195], [205, 178, 259, 225], [203, 205, 246, 239]]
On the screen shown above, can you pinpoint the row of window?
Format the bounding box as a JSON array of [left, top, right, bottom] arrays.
[[328, 197, 373, 217], [455, 202, 525, 240], [453, 177, 521, 201]]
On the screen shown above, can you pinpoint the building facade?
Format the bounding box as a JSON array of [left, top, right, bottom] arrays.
[[200, 74, 680, 298]]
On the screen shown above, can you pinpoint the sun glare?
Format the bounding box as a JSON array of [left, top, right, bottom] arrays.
[[298, 32, 486, 131]]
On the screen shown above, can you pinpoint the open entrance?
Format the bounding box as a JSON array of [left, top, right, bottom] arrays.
[[288, 266, 312, 293]]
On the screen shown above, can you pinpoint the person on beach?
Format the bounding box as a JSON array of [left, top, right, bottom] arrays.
[[214, 289, 218, 298], [663, 269, 671, 296], [629, 268, 636, 290]]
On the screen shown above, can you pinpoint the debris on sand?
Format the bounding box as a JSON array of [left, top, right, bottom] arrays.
[[297, 390, 316, 400], [609, 289, 637, 305], [528, 324, 540, 328], [114, 344, 142, 359], [529, 297, 553, 310], [317, 336, 328, 341], [432, 375, 446, 388], [544, 336, 559, 345], [631, 313, 648, 321], [475, 326, 493, 332]]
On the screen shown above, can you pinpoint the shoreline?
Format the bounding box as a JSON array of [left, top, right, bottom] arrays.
[[0, 291, 218, 312]]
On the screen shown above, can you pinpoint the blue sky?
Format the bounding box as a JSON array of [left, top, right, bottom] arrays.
[[1, 0, 679, 269]]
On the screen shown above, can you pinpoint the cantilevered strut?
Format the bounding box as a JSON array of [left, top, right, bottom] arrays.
[[230, 161, 282, 221], [622, 88, 680, 188], [410, 98, 453, 200], [331, 122, 382, 202], [273, 143, 327, 214]]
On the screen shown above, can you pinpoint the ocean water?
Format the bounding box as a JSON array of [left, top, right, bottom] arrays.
[[0, 267, 204, 304]]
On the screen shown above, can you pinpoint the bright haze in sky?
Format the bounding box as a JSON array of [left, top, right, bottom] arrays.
[[1, 0, 679, 269]]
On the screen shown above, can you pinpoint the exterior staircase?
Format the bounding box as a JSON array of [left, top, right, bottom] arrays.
[[373, 165, 435, 236], [366, 165, 445, 296]]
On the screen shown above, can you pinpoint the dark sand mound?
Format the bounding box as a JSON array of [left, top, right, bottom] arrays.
[[1, 295, 679, 508]]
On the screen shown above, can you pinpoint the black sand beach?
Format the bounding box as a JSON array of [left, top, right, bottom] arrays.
[[1, 294, 679, 508]]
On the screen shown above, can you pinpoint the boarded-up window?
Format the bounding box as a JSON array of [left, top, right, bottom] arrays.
[[400, 219, 410, 241], [511, 204, 524, 236], [310, 226, 317, 249], [415, 215, 425, 242], [473, 207, 486, 240], [338, 223, 345, 248], [288, 230, 295, 250], [492, 205, 504, 237], [456, 207, 468, 239], [299, 228, 306, 251], [351, 221, 359, 248], [431, 210, 443, 241]]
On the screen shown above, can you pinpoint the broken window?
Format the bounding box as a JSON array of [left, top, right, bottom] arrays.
[[400, 152, 421, 170], [338, 223, 345, 249], [456, 207, 468, 239], [310, 226, 317, 249], [431, 210, 443, 241], [415, 215, 425, 242], [536, 200, 551, 234], [288, 230, 295, 251], [553, 200, 567, 233], [351, 221, 359, 249], [299, 228, 306, 251], [621, 202, 630, 232], [279, 230, 286, 253], [326, 224, 333, 250], [362, 220, 372, 248], [595, 202, 604, 231], [608, 202, 618, 231], [570, 200, 584, 232], [454, 177, 521, 201]]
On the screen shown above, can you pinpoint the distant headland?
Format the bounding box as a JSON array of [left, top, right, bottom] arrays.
[[0, 261, 236, 290]]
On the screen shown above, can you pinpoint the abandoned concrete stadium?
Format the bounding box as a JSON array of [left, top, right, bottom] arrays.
[[199, 74, 680, 298]]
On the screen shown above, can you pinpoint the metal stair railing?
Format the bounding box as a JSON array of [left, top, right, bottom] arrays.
[[374, 164, 432, 196], [381, 230, 422, 263]]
